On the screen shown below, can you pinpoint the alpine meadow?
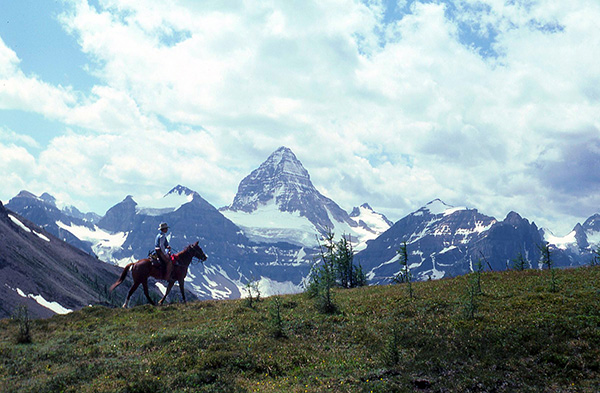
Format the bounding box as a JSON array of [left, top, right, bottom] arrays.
[[2, 266, 600, 392]]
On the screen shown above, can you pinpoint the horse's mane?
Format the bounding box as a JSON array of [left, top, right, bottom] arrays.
[[177, 244, 192, 255]]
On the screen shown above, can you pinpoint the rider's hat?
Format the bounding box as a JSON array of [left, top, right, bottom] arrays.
[[158, 222, 169, 231]]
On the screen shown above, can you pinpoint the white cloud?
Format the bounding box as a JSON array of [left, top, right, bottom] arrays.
[[0, 141, 38, 200], [0, 0, 598, 235], [0, 126, 40, 148], [0, 38, 77, 117]]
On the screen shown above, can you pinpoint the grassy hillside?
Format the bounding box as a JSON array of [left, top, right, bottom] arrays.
[[1, 266, 600, 392]]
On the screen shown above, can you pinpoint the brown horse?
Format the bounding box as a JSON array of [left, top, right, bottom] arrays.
[[110, 241, 207, 308]]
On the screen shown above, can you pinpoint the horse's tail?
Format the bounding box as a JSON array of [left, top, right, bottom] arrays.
[[110, 263, 134, 292]]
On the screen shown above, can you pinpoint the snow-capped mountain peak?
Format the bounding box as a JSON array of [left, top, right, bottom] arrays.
[[166, 185, 198, 197], [422, 199, 451, 215], [411, 199, 466, 217], [221, 147, 390, 247], [350, 203, 393, 233], [134, 185, 199, 216], [226, 146, 313, 214], [265, 146, 310, 179], [582, 214, 600, 249]]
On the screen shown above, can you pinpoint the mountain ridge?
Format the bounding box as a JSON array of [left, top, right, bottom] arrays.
[[4, 147, 599, 305]]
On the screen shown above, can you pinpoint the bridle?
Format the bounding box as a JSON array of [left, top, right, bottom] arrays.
[[189, 245, 207, 265]]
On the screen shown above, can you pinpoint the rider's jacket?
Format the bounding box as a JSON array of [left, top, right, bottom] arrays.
[[155, 232, 169, 255]]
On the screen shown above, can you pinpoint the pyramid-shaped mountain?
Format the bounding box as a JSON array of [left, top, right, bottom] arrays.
[[221, 146, 373, 246]]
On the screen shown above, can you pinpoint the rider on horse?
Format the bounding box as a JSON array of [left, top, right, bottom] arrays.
[[155, 222, 173, 280]]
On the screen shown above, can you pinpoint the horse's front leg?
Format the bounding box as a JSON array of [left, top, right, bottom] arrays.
[[158, 281, 175, 305], [178, 279, 187, 304]]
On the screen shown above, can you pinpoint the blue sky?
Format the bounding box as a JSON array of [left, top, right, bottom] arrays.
[[0, 0, 599, 235]]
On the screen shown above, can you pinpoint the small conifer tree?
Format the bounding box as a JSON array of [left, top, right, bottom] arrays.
[[245, 278, 261, 308], [306, 230, 367, 313], [13, 305, 31, 344], [539, 242, 558, 292], [307, 230, 337, 313], [512, 251, 528, 271], [383, 326, 402, 366], [463, 278, 479, 320], [269, 296, 286, 338], [394, 242, 414, 299], [473, 258, 483, 295]]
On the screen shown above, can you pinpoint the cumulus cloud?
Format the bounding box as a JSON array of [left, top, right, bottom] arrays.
[[0, 141, 38, 202], [0, 38, 77, 117], [0, 126, 40, 148], [0, 0, 599, 235]]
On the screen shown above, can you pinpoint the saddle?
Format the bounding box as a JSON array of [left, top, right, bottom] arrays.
[[148, 250, 161, 268], [149, 250, 176, 280]]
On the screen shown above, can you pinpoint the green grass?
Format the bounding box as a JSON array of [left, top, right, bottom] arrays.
[[1, 266, 600, 392]]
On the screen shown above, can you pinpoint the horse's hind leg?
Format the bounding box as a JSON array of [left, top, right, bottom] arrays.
[[142, 280, 155, 306], [123, 282, 140, 308]]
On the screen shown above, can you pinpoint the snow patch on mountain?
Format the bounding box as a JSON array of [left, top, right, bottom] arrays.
[[439, 245, 458, 254], [155, 282, 167, 295], [116, 256, 137, 268], [254, 276, 303, 297], [444, 206, 468, 216], [223, 195, 378, 249], [56, 221, 128, 262], [366, 254, 400, 280], [222, 199, 317, 246], [456, 220, 496, 235], [424, 199, 455, 215], [349, 203, 393, 247], [8, 214, 31, 233], [543, 229, 578, 250], [34, 231, 50, 242], [14, 287, 72, 314], [194, 264, 244, 300]]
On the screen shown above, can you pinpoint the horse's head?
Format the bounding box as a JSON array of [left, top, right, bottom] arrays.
[[191, 241, 208, 262]]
